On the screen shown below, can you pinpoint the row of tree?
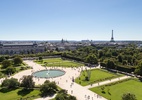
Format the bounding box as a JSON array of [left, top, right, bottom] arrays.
[[61, 45, 142, 76]]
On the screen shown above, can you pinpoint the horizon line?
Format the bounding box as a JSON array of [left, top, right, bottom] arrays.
[[0, 39, 142, 41]]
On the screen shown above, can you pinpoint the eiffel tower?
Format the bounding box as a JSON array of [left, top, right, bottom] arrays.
[[110, 30, 115, 42]]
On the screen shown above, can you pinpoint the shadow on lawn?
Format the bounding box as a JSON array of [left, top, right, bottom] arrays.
[[17, 89, 33, 96], [0, 88, 17, 93]]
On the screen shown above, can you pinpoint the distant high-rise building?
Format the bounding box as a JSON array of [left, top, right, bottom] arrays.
[[110, 30, 115, 42]]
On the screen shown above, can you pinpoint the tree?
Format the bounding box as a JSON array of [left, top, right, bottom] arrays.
[[2, 60, 12, 68], [105, 51, 111, 57], [39, 56, 43, 61], [0, 72, 4, 78], [6, 67, 16, 74], [134, 61, 142, 76], [106, 60, 115, 69], [1, 78, 20, 89], [118, 55, 123, 63], [40, 80, 58, 97], [127, 55, 133, 65], [112, 50, 118, 56], [122, 60, 127, 65], [55, 93, 68, 100], [13, 57, 23, 65], [98, 50, 104, 58], [61, 52, 67, 57], [85, 54, 98, 64], [68, 95, 77, 100], [21, 75, 35, 89], [5, 56, 10, 60], [55, 89, 76, 100], [122, 93, 137, 100], [58, 89, 67, 94], [85, 69, 91, 81], [0, 56, 5, 62]]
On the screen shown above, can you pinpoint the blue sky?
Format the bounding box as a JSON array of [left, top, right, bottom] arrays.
[[0, 0, 142, 41]]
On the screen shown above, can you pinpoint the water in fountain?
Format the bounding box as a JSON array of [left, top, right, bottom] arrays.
[[32, 69, 65, 78]]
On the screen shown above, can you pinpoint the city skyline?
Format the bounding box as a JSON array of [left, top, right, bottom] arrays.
[[0, 0, 142, 41]]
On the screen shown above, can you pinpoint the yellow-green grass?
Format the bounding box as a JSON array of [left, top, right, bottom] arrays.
[[90, 79, 142, 100], [35, 58, 63, 64], [35, 58, 83, 67], [75, 69, 122, 86], [0, 88, 40, 100]]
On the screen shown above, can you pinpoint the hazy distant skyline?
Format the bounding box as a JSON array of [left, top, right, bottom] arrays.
[[0, 0, 142, 41]]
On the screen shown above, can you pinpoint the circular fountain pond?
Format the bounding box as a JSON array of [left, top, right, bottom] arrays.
[[32, 69, 65, 78]]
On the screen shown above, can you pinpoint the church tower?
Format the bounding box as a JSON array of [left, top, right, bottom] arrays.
[[110, 30, 115, 42]]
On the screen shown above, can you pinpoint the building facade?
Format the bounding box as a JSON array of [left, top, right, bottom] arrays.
[[0, 42, 45, 55]]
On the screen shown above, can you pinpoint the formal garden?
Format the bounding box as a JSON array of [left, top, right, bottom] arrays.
[[90, 78, 141, 100], [35, 57, 84, 67], [75, 69, 123, 86], [1, 44, 142, 100]]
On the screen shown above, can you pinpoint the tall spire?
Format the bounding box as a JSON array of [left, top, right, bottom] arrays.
[[112, 30, 113, 38], [110, 30, 115, 42]]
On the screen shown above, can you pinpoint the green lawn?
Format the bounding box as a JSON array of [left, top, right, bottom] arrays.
[[35, 58, 83, 67], [90, 79, 142, 100], [0, 88, 40, 100], [75, 69, 122, 86]]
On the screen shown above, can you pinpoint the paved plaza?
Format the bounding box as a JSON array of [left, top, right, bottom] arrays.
[[0, 60, 130, 100]]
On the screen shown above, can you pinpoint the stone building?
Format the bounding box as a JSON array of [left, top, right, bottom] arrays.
[[0, 42, 45, 55]]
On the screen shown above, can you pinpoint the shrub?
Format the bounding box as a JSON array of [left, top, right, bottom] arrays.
[[1, 78, 20, 89], [2, 60, 12, 68], [122, 93, 137, 100], [40, 81, 58, 97], [13, 57, 23, 65], [6, 67, 16, 74], [21, 75, 35, 89]]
